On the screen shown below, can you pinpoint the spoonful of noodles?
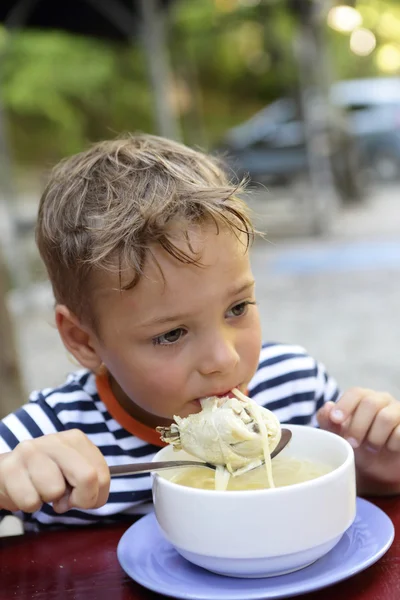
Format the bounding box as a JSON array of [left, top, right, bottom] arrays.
[[109, 428, 292, 477], [155, 388, 292, 489]]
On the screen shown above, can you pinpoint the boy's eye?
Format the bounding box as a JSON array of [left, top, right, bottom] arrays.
[[153, 328, 186, 346], [226, 301, 253, 318]]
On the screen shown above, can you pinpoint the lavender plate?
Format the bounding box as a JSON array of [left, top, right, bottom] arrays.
[[117, 498, 394, 600]]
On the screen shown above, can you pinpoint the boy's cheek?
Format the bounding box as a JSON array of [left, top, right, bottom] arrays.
[[242, 331, 262, 380], [132, 366, 189, 412]]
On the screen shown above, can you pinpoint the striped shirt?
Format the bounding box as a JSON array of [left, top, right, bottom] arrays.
[[0, 342, 339, 530]]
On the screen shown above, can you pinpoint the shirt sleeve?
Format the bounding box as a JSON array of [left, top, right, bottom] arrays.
[[310, 358, 341, 426], [248, 343, 341, 426], [0, 393, 64, 450]]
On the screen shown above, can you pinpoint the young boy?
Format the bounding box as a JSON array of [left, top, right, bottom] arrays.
[[0, 134, 400, 531]]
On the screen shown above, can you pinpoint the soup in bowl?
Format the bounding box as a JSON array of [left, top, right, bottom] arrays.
[[152, 424, 356, 578]]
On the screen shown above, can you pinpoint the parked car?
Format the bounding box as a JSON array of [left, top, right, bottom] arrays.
[[218, 77, 400, 201], [217, 94, 364, 203], [332, 77, 400, 181]]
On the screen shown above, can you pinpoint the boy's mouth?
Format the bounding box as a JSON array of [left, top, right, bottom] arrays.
[[192, 388, 240, 407], [190, 399, 202, 409], [215, 391, 235, 398]]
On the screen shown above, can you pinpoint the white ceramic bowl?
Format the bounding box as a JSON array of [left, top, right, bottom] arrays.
[[152, 424, 356, 578]]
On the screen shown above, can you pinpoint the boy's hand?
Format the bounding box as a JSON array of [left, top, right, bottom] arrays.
[[317, 388, 400, 494], [0, 430, 110, 514]]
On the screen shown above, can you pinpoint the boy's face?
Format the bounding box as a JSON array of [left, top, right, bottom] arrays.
[[88, 223, 262, 424]]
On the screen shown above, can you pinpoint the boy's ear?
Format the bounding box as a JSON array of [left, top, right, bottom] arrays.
[[55, 305, 102, 372]]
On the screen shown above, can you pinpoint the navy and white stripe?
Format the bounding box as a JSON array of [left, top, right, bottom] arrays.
[[0, 342, 340, 531], [249, 343, 340, 426]]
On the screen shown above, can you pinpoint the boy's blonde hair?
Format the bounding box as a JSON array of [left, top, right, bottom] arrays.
[[36, 134, 253, 327]]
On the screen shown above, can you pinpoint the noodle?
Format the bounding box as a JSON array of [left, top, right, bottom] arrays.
[[232, 388, 275, 488], [215, 465, 231, 491]]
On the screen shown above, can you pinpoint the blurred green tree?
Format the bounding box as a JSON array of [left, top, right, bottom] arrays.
[[0, 29, 153, 163], [0, 0, 398, 165]]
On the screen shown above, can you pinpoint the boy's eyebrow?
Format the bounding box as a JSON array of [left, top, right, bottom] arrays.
[[139, 279, 255, 328], [227, 279, 255, 297]]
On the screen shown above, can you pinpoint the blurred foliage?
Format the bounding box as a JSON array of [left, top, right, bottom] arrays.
[[328, 0, 400, 79], [0, 0, 399, 166], [0, 30, 153, 164]]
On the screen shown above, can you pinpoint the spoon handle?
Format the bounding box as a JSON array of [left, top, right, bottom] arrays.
[[109, 460, 214, 477]]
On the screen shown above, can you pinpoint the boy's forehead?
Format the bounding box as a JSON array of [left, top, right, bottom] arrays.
[[93, 224, 251, 314], [158, 220, 247, 259]]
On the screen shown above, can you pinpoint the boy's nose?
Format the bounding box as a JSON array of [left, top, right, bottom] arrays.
[[198, 334, 240, 376]]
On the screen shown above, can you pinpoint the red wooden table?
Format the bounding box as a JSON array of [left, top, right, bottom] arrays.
[[0, 497, 399, 600]]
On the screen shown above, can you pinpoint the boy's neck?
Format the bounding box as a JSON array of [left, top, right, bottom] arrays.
[[109, 375, 173, 429]]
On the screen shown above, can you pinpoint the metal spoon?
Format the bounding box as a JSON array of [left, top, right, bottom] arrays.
[[109, 428, 292, 477]]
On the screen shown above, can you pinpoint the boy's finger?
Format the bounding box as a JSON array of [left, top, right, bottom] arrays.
[[41, 431, 110, 508], [330, 388, 375, 424], [62, 431, 110, 508], [343, 396, 387, 448], [387, 424, 400, 452], [32, 443, 102, 509], [317, 402, 341, 434], [27, 453, 67, 504], [56, 449, 101, 509], [53, 490, 72, 514], [4, 469, 42, 513], [367, 403, 400, 450]]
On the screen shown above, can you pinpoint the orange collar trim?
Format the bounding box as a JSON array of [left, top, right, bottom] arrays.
[[96, 373, 166, 448]]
